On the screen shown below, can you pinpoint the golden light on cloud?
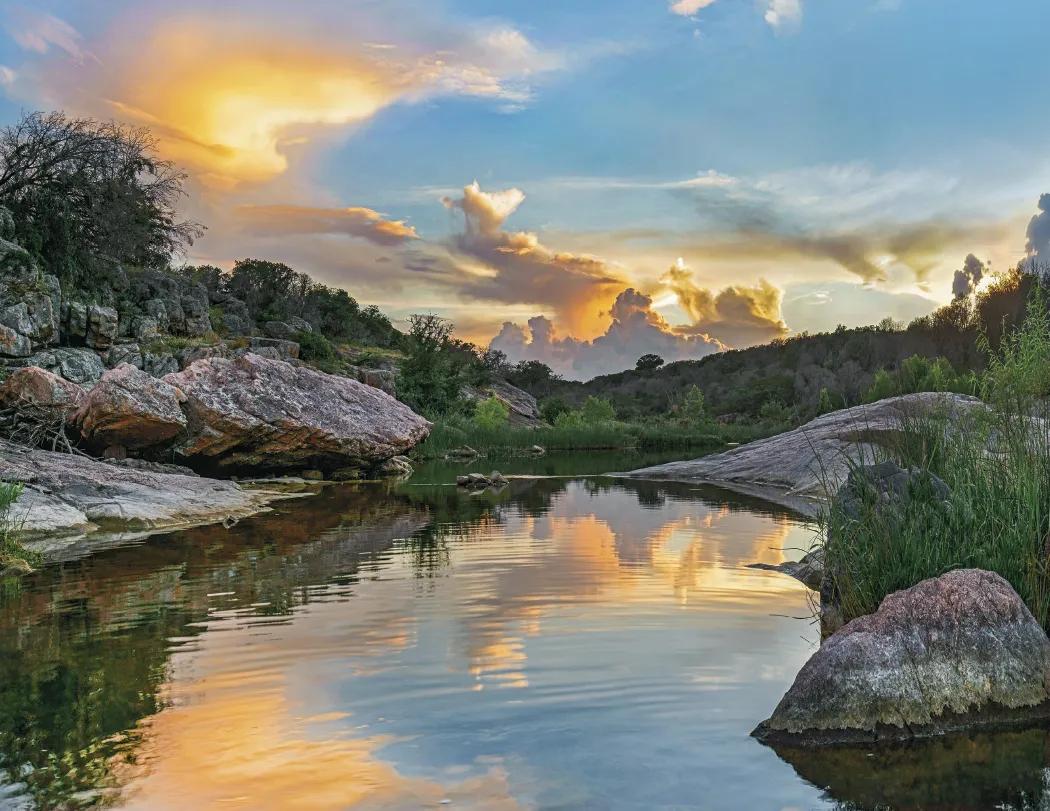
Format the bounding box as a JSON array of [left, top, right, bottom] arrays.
[[97, 22, 408, 187]]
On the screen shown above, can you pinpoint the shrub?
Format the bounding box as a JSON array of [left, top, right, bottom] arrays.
[[473, 396, 509, 431], [579, 396, 616, 424], [540, 397, 570, 425], [297, 330, 336, 364]]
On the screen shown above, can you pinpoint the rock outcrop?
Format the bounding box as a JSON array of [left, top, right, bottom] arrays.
[[163, 353, 431, 474], [621, 392, 983, 516], [753, 569, 1050, 746], [464, 378, 543, 428], [76, 364, 187, 451], [0, 438, 290, 540]]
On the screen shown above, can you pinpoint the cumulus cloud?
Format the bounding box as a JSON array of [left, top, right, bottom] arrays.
[[488, 259, 791, 379], [664, 259, 789, 345], [1026, 193, 1050, 258], [490, 288, 724, 380], [669, 0, 718, 16], [951, 253, 985, 300], [442, 181, 627, 334], [764, 0, 803, 29], [234, 205, 418, 246]]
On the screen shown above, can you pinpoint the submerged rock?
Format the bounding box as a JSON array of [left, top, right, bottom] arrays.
[[163, 353, 431, 474], [748, 548, 824, 591], [456, 470, 508, 490], [621, 392, 982, 516], [75, 364, 187, 451], [753, 569, 1050, 746]]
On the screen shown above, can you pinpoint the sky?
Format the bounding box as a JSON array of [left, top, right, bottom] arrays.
[[0, 0, 1048, 379]]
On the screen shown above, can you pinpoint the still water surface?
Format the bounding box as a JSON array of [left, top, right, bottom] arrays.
[[2, 451, 1049, 810]]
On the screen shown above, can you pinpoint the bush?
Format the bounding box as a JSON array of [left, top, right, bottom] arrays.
[[579, 396, 616, 424], [473, 396, 509, 431], [540, 397, 570, 425], [296, 330, 336, 364]]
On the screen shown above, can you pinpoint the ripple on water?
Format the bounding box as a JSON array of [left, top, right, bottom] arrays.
[[0, 471, 1042, 810]]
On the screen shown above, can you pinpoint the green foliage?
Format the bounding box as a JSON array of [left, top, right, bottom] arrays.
[[0, 481, 35, 569], [862, 355, 976, 403], [0, 111, 202, 293], [579, 396, 617, 424], [397, 314, 469, 418], [636, 353, 664, 371], [539, 397, 570, 425], [418, 414, 730, 457], [758, 397, 791, 424], [817, 387, 835, 415], [980, 284, 1050, 409], [822, 402, 1050, 630], [296, 330, 338, 372], [473, 396, 510, 431], [675, 385, 707, 425]]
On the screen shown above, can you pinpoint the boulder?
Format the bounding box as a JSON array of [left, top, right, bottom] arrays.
[[0, 366, 86, 415], [51, 348, 106, 385], [288, 316, 313, 333], [133, 315, 161, 342], [622, 393, 984, 516], [177, 343, 229, 369], [752, 569, 1050, 746], [374, 455, 413, 478], [86, 305, 119, 350], [76, 364, 187, 451], [250, 336, 299, 360], [0, 323, 31, 357], [105, 343, 144, 369], [221, 313, 251, 336], [163, 353, 431, 473], [64, 301, 89, 342], [463, 378, 543, 428], [262, 320, 298, 340], [142, 352, 179, 377]]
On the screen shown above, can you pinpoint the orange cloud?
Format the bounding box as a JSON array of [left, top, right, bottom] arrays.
[[235, 205, 419, 246], [26, 14, 557, 189], [443, 181, 627, 336]]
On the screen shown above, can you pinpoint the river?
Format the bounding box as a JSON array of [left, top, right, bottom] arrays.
[[0, 451, 1046, 810]]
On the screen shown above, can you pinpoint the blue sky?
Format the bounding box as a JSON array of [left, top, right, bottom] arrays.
[[0, 0, 1047, 377]]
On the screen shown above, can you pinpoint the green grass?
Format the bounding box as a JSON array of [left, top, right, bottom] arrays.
[[416, 415, 784, 458], [822, 288, 1050, 629], [0, 481, 36, 571]]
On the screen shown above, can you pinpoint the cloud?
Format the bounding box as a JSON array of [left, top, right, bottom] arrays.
[[442, 181, 627, 334], [19, 12, 561, 187], [951, 253, 985, 299], [1025, 193, 1050, 258], [488, 260, 790, 379], [234, 205, 418, 246], [669, 0, 719, 17], [764, 0, 803, 29], [490, 288, 725, 380], [0, 66, 15, 87], [3, 7, 89, 60], [664, 259, 789, 346]]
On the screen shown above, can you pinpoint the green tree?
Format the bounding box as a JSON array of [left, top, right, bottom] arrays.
[[817, 387, 835, 415], [579, 396, 616, 424], [397, 314, 467, 418], [676, 385, 707, 425], [473, 396, 510, 430], [635, 353, 664, 371], [540, 397, 570, 425], [0, 111, 203, 292]]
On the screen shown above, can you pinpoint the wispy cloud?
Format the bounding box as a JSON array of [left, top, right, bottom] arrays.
[[669, 0, 718, 17], [234, 205, 419, 246], [3, 7, 90, 60]]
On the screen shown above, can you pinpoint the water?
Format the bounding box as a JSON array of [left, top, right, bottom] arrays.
[[1, 451, 1048, 810]]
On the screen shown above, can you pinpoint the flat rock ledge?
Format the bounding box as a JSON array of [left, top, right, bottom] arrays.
[[0, 438, 295, 545], [617, 392, 984, 517], [752, 569, 1050, 746]]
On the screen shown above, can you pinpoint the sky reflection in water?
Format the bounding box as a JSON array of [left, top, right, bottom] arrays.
[[2, 470, 1046, 810]]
